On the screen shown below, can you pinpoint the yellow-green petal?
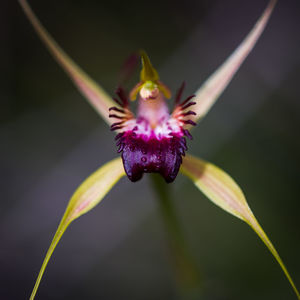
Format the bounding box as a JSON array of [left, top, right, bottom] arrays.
[[140, 50, 160, 82], [189, 0, 277, 126], [180, 154, 300, 299], [19, 0, 117, 125], [29, 157, 126, 300]]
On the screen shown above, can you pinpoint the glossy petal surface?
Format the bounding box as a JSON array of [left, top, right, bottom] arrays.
[[29, 158, 125, 300], [121, 132, 186, 182], [188, 0, 277, 126], [19, 0, 116, 125], [181, 154, 299, 299]]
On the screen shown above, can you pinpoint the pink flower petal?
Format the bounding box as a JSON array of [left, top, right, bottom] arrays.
[[189, 0, 277, 126], [19, 0, 117, 125]]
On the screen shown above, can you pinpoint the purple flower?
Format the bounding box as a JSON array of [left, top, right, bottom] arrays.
[[18, 0, 300, 299]]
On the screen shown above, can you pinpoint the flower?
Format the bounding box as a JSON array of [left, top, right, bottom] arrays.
[[18, 0, 300, 299]]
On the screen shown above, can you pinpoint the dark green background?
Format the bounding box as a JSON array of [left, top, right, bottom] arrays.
[[1, 0, 299, 299]]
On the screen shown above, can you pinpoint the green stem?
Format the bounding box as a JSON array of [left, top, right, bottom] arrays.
[[150, 174, 202, 299]]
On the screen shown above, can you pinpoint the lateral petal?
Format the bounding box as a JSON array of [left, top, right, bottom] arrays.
[[189, 0, 276, 126], [19, 0, 117, 125]]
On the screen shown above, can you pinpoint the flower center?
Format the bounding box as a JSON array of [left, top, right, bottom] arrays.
[[137, 92, 169, 129], [109, 52, 196, 183]]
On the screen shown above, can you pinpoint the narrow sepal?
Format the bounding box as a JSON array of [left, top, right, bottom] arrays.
[[29, 157, 125, 300], [189, 0, 277, 126], [140, 50, 160, 82], [180, 154, 300, 299], [19, 0, 117, 125]]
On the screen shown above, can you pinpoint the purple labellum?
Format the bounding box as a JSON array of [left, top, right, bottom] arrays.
[[110, 82, 196, 183], [117, 131, 187, 183]]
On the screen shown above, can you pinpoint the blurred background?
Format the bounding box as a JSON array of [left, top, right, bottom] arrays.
[[1, 0, 300, 299]]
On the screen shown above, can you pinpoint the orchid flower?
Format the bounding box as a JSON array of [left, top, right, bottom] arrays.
[[19, 0, 300, 299]]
